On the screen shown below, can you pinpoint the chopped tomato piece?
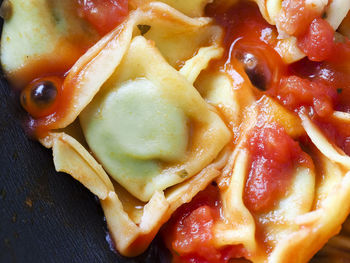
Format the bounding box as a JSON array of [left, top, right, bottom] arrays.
[[244, 122, 311, 212], [172, 206, 217, 261], [268, 75, 337, 117], [163, 185, 246, 263], [77, 0, 128, 35], [298, 18, 335, 61]]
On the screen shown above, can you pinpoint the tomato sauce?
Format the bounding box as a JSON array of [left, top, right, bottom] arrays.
[[25, 75, 74, 138], [278, 51, 350, 153], [163, 185, 246, 263], [207, 2, 285, 91], [244, 122, 312, 212], [77, 0, 128, 36]]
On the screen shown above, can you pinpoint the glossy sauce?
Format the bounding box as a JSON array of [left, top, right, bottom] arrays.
[[25, 74, 75, 138], [315, 118, 350, 156], [207, 1, 285, 92], [20, 77, 63, 119]]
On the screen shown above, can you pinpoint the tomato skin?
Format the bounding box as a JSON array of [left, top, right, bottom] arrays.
[[244, 122, 310, 212], [77, 0, 128, 35], [298, 18, 335, 62]]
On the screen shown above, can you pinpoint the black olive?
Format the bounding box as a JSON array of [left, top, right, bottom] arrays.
[[236, 52, 267, 91], [20, 76, 62, 118], [244, 66, 267, 91], [30, 81, 58, 107]]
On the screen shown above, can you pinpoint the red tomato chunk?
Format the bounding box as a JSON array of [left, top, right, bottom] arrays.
[[271, 75, 337, 117], [244, 122, 310, 212], [163, 185, 246, 263], [77, 0, 128, 35], [298, 18, 335, 62]]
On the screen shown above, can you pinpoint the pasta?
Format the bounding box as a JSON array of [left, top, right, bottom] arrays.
[[1, 0, 350, 262]]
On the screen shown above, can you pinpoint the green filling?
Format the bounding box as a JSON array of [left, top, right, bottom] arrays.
[[81, 78, 188, 180]]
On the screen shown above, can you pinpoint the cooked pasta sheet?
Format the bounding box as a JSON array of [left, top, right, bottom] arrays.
[[129, 0, 213, 16], [2, 0, 350, 262]]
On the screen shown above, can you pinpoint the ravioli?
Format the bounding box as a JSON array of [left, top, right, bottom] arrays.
[[2, 0, 350, 262], [79, 35, 230, 201]]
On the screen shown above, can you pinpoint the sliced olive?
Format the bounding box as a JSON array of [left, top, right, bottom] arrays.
[[20, 76, 62, 118], [236, 51, 267, 91], [244, 67, 267, 91], [30, 81, 58, 107]]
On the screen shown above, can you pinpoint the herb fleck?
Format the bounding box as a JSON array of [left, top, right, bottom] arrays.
[[137, 24, 151, 35]]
